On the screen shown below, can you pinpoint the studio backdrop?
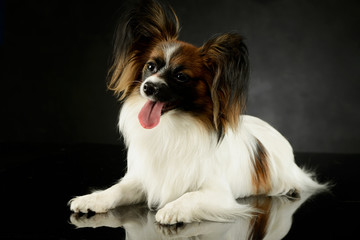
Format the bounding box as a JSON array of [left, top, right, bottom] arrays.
[[1, 0, 359, 153]]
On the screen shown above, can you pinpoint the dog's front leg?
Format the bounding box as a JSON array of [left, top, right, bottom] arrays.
[[155, 189, 252, 225], [69, 176, 145, 213]]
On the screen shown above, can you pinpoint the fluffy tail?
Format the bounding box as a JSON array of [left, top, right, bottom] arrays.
[[294, 167, 329, 195]]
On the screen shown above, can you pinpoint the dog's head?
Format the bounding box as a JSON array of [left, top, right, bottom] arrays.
[[108, 0, 249, 139]]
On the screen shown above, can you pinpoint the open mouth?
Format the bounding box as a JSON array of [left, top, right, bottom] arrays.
[[138, 100, 177, 129]]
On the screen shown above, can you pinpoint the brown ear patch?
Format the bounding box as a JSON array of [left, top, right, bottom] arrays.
[[252, 139, 272, 194], [107, 0, 180, 100], [199, 33, 249, 140]]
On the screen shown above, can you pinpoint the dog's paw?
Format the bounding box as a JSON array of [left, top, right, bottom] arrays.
[[69, 192, 113, 213], [155, 202, 193, 225]]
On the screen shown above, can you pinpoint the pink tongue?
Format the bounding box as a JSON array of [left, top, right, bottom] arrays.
[[138, 100, 165, 129]]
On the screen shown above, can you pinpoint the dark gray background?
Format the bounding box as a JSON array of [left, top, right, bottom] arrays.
[[1, 0, 359, 153]]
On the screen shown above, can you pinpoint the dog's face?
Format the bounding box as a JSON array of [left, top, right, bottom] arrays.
[[140, 41, 213, 120]]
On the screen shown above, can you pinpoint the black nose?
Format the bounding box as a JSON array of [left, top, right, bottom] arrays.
[[143, 82, 158, 96]]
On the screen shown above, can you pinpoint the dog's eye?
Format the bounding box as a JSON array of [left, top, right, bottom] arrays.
[[147, 62, 157, 73], [175, 72, 189, 82]]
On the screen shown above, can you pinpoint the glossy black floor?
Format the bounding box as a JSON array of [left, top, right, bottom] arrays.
[[0, 143, 359, 239]]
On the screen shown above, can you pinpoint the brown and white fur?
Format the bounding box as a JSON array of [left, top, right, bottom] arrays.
[[69, 0, 323, 225]]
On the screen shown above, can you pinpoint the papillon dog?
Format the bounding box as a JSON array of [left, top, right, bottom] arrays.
[[70, 0, 323, 225]]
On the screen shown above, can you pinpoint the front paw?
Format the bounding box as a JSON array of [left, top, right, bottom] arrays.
[[155, 202, 193, 225], [69, 192, 112, 213]]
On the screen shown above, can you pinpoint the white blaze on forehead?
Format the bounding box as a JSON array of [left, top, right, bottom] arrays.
[[163, 43, 180, 68]]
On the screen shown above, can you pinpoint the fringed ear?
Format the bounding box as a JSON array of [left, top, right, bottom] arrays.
[[200, 33, 249, 140], [107, 0, 180, 100]]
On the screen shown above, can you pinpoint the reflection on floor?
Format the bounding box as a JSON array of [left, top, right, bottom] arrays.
[[70, 190, 320, 240]]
